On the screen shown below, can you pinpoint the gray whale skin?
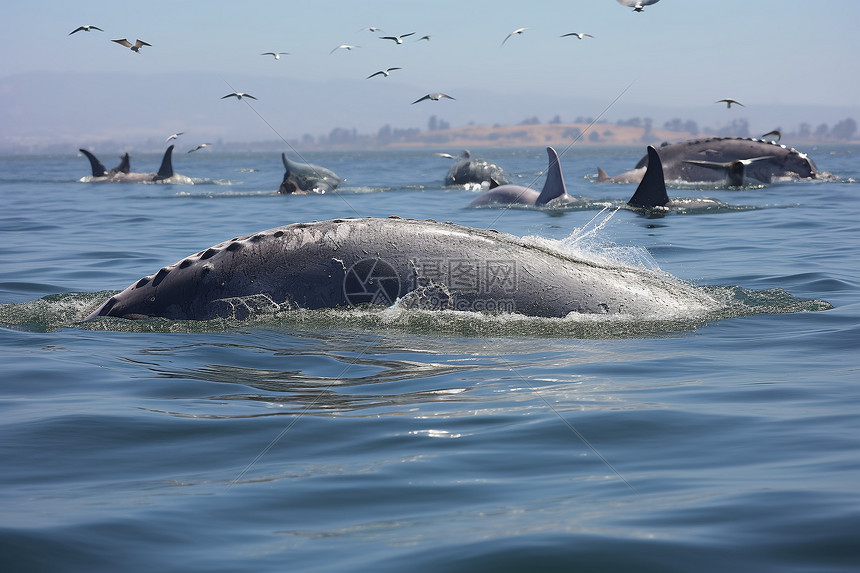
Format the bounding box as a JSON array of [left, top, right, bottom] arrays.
[[598, 137, 819, 186], [278, 153, 342, 194], [444, 150, 510, 187], [84, 216, 706, 321]]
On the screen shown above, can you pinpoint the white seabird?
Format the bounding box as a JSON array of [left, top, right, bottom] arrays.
[[69, 25, 103, 35], [367, 67, 402, 79], [379, 33, 416, 44], [561, 32, 594, 40], [221, 92, 257, 101], [617, 0, 661, 12], [716, 99, 744, 108], [187, 143, 212, 153], [111, 38, 151, 53], [501, 28, 527, 46], [412, 93, 455, 104], [330, 44, 361, 54]]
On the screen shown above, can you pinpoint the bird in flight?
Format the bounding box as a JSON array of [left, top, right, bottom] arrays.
[[418, 35, 431, 41], [222, 92, 257, 100], [501, 28, 527, 46], [617, 0, 661, 11], [367, 67, 402, 79], [165, 132, 185, 142], [379, 33, 416, 44], [412, 93, 455, 104], [69, 25, 103, 35], [187, 143, 212, 153], [261, 52, 289, 60], [330, 44, 360, 54], [112, 39, 151, 53], [360, 27, 383, 33], [716, 98, 744, 108], [761, 130, 782, 142], [561, 32, 594, 40]]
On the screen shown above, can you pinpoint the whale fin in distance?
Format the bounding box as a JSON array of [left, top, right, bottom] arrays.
[[154, 145, 175, 180], [627, 146, 669, 208], [597, 167, 610, 182], [79, 149, 108, 177], [112, 153, 131, 175]]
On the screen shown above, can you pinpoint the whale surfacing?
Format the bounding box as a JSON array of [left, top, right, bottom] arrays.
[[598, 137, 820, 186], [84, 217, 715, 321], [468, 147, 571, 207], [444, 150, 510, 187], [279, 154, 342, 194]]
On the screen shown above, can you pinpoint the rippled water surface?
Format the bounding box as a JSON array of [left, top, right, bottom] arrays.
[[1, 145, 858, 572]]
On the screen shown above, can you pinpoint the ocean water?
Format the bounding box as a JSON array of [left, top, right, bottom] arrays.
[[1, 144, 858, 572]]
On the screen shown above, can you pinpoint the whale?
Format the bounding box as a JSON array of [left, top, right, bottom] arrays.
[[79, 145, 192, 184], [83, 216, 714, 321], [444, 150, 510, 187], [279, 153, 342, 194], [597, 137, 820, 186], [468, 147, 574, 207]]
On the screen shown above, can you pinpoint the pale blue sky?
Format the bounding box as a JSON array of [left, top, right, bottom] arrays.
[[2, 0, 858, 147]]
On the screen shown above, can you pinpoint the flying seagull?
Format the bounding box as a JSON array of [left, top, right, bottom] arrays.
[[412, 93, 455, 104], [367, 67, 402, 79], [187, 143, 212, 153], [418, 35, 431, 41], [360, 27, 383, 32], [501, 27, 527, 46], [261, 52, 289, 59], [716, 98, 744, 108], [761, 130, 782, 142], [379, 33, 416, 44], [561, 32, 594, 40], [69, 25, 103, 35], [165, 132, 185, 142], [330, 44, 360, 54], [111, 39, 151, 53], [222, 92, 257, 100], [617, 0, 661, 12]]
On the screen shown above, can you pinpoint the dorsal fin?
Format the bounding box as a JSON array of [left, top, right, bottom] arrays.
[[488, 177, 501, 190], [154, 145, 175, 180], [112, 153, 131, 175], [597, 166, 610, 182], [278, 153, 295, 193], [535, 146, 567, 206], [79, 149, 107, 177], [627, 146, 669, 208]]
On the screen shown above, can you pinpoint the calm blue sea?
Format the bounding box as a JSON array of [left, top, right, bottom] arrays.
[[1, 144, 858, 572]]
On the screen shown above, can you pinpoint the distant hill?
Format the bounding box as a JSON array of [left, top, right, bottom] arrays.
[[1, 70, 857, 153], [366, 123, 696, 149]]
